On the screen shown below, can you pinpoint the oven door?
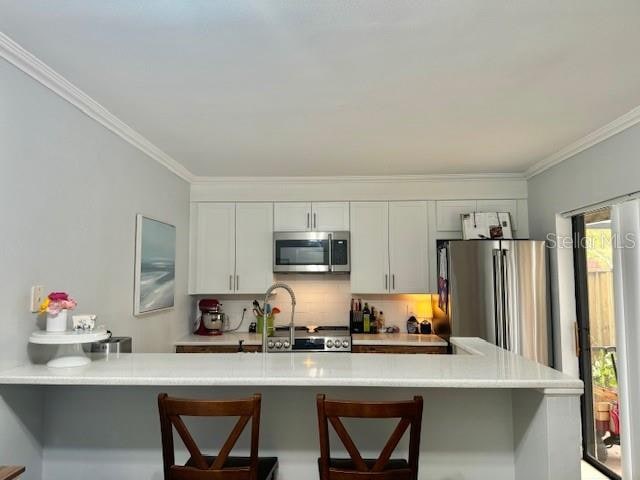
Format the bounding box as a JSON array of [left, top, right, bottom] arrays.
[[273, 232, 330, 272]]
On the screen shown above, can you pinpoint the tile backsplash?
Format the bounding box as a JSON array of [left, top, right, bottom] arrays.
[[191, 274, 439, 333]]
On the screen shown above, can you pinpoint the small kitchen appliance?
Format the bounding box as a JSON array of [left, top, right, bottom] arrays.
[[195, 299, 226, 336], [273, 231, 350, 273]]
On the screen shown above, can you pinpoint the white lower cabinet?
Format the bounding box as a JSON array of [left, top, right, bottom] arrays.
[[351, 201, 429, 294], [189, 202, 273, 294]]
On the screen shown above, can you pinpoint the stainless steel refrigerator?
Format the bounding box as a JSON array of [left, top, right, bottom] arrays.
[[437, 240, 551, 365]]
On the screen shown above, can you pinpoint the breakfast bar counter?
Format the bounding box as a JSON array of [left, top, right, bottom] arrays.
[[1, 338, 579, 390], [0, 338, 583, 480]]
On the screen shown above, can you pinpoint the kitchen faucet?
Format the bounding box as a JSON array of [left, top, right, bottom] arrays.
[[263, 282, 296, 352]]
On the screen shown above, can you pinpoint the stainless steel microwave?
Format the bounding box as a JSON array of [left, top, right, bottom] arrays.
[[273, 231, 350, 273]]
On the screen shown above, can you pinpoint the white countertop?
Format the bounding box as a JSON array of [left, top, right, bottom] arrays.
[[0, 338, 583, 391], [352, 333, 447, 346], [175, 332, 263, 346]]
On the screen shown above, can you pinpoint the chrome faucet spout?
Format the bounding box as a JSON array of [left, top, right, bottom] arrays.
[[263, 282, 296, 352]]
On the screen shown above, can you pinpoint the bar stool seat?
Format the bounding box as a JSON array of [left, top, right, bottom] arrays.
[[321, 458, 410, 472], [184, 456, 278, 479]]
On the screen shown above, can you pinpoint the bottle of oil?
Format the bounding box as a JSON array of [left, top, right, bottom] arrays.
[[370, 306, 378, 334], [363, 303, 370, 333]]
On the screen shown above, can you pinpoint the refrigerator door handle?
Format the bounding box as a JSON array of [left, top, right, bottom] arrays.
[[493, 250, 504, 349], [502, 249, 511, 351]]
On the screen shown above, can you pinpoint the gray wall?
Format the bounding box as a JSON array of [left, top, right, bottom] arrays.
[[0, 58, 191, 477], [528, 122, 640, 372]]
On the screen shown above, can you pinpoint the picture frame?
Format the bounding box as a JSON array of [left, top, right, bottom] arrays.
[[134, 214, 176, 316]]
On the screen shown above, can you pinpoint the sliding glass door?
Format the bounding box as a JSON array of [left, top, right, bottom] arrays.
[[573, 208, 622, 479]]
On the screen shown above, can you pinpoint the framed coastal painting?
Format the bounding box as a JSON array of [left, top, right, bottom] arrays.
[[134, 214, 176, 315]]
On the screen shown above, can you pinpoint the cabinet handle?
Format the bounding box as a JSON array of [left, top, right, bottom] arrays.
[[313, 213, 317, 229], [229, 275, 233, 291], [392, 274, 396, 290], [385, 274, 388, 290], [307, 213, 310, 229], [236, 275, 239, 291]]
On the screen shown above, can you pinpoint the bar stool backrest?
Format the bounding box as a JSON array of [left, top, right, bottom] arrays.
[[158, 393, 261, 480], [316, 394, 424, 480]]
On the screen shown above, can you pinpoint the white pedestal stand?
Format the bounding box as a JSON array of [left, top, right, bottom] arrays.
[[29, 329, 110, 368]]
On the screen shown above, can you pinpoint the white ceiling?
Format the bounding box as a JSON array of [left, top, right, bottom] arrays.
[[2, 1, 640, 177]]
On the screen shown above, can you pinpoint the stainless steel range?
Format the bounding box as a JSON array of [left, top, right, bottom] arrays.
[[261, 282, 351, 353], [266, 326, 351, 353]]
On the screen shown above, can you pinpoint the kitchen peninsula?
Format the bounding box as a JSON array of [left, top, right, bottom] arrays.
[[0, 338, 582, 480]]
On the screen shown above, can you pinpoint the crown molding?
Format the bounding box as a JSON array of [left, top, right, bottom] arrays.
[[0, 32, 195, 183], [190, 173, 526, 185], [4, 31, 638, 186], [525, 104, 640, 179]]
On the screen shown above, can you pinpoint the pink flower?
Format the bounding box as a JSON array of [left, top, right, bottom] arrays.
[[48, 292, 69, 302], [43, 294, 77, 315]]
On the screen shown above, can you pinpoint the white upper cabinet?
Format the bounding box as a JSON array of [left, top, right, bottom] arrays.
[[235, 203, 274, 293], [389, 202, 429, 293], [312, 202, 350, 231], [351, 201, 429, 294], [350, 202, 390, 294], [476, 199, 518, 229], [436, 199, 528, 237], [189, 203, 236, 294], [436, 200, 477, 231], [189, 202, 273, 294], [274, 202, 350, 232], [273, 202, 312, 231]]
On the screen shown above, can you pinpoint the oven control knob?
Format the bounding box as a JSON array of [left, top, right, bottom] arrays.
[[267, 340, 275, 349], [342, 340, 350, 348], [283, 340, 290, 349], [275, 341, 283, 349], [326, 340, 334, 348]]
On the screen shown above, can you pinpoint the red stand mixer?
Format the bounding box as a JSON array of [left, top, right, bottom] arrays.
[[194, 299, 226, 336]]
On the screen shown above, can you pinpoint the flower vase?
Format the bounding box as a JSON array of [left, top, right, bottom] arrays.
[[46, 309, 68, 332]]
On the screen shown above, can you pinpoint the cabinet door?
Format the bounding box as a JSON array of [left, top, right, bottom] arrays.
[[389, 201, 429, 293], [476, 199, 518, 229], [274, 202, 312, 231], [235, 203, 274, 293], [350, 202, 390, 294], [436, 200, 477, 231], [515, 199, 529, 238], [312, 202, 350, 231], [190, 203, 236, 294]]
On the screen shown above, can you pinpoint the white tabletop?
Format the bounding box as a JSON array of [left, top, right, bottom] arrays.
[[29, 328, 109, 345], [0, 338, 583, 392]]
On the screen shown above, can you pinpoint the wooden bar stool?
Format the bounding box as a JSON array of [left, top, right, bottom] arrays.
[[0, 466, 25, 480], [316, 394, 423, 480], [158, 393, 278, 480]]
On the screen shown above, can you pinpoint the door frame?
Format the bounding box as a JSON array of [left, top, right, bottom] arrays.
[[572, 214, 621, 480]]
